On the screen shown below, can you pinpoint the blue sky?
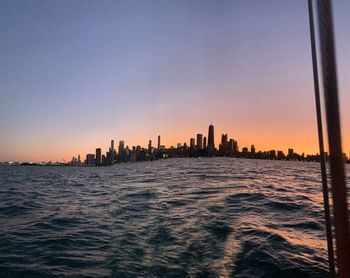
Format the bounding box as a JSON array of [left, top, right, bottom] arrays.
[[0, 0, 349, 161]]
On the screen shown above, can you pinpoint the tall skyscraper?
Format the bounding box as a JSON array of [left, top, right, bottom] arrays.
[[95, 148, 102, 166], [208, 125, 214, 148], [118, 140, 125, 161], [110, 140, 115, 162], [157, 135, 161, 149], [203, 136, 207, 150], [251, 144, 256, 154], [196, 134, 203, 150], [207, 124, 215, 156]]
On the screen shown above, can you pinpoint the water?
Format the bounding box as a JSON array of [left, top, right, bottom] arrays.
[[0, 158, 344, 277]]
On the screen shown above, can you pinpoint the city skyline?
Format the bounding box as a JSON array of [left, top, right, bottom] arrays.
[[1, 1, 350, 162], [2, 123, 345, 164]]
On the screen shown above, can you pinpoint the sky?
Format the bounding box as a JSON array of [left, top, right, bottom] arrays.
[[0, 0, 349, 162]]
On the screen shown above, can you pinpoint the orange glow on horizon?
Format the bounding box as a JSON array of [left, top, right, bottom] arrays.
[[6, 123, 350, 163]]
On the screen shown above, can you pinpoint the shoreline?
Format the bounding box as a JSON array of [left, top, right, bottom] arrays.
[[0, 156, 332, 167]]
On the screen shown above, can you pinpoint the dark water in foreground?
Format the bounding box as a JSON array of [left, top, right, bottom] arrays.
[[0, 158, 344, 277]]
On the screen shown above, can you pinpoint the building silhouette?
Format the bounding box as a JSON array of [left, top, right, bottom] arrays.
[[251, 145, 256, 155], [95, 148, 101, 166], [148, 140, 152, 153], [242, 147, 248, 157], [207, 124, 215, 156], [288, 148, 294, 160], [157, 135, 161, 149], [109, 140, 115, 162], [86, 154, 95, 166], [190, 138, 195, 149], [118, 140, 125, 161], [220, 133, 228, 155], [196, 134, 203, 150]]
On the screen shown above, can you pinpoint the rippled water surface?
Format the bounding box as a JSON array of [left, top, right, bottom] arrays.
[[0, 158, 344, 277]]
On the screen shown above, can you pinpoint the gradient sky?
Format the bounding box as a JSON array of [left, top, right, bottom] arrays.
[[0, 0, 349, 162]]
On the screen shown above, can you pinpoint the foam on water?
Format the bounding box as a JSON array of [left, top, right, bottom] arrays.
[[0, 158, 345, 277]]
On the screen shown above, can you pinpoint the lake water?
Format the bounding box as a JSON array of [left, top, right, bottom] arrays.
[[0, 158, 344, 277]]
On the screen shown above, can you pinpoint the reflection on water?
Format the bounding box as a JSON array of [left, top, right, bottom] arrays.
[[0, 158, 344, 277]]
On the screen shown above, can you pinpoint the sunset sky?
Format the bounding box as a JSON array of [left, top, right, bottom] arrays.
[[0, 0, 349, 162]]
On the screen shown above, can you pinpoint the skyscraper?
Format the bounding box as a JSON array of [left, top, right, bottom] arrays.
[[203, 136, 207, 150], [110, 140, 115, 162], [148, 140, 152, 153], [207, 124, 215, 156], [190, 138, 195, 149], [227, 139, 234, 156], [157, 135, 161, 149], [221, 134, 228, 155], [95, 148, 101, 166], [196, 134, 203, 150], [86, 154, 95, 166], [118, 140, 125, 161]]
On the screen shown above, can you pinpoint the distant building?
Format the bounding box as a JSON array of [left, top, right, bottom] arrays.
[[207, 124, 215, 156], [277, 150, 285, 160], [190, 138, 195, 149], [158, 135, 161, 149], [227, 139, 234, 155], [203, 136, 207, 150], [86, 154, 95, 166], [342, 153, 347, 162], [242, 147, 248, 157], [125, 146, 130, 161], [71, 156, 77, 164], [234, 140, 238, 153], [251, 145, 255, 155], [269, 149, 276, 159], [196, 134, 203, 150], [95, 148, 101, 166], [119, 140, 125, 161], [109, 140, 115, 162], [148, 140, 152, 153], [221, 134, 228, 155]]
